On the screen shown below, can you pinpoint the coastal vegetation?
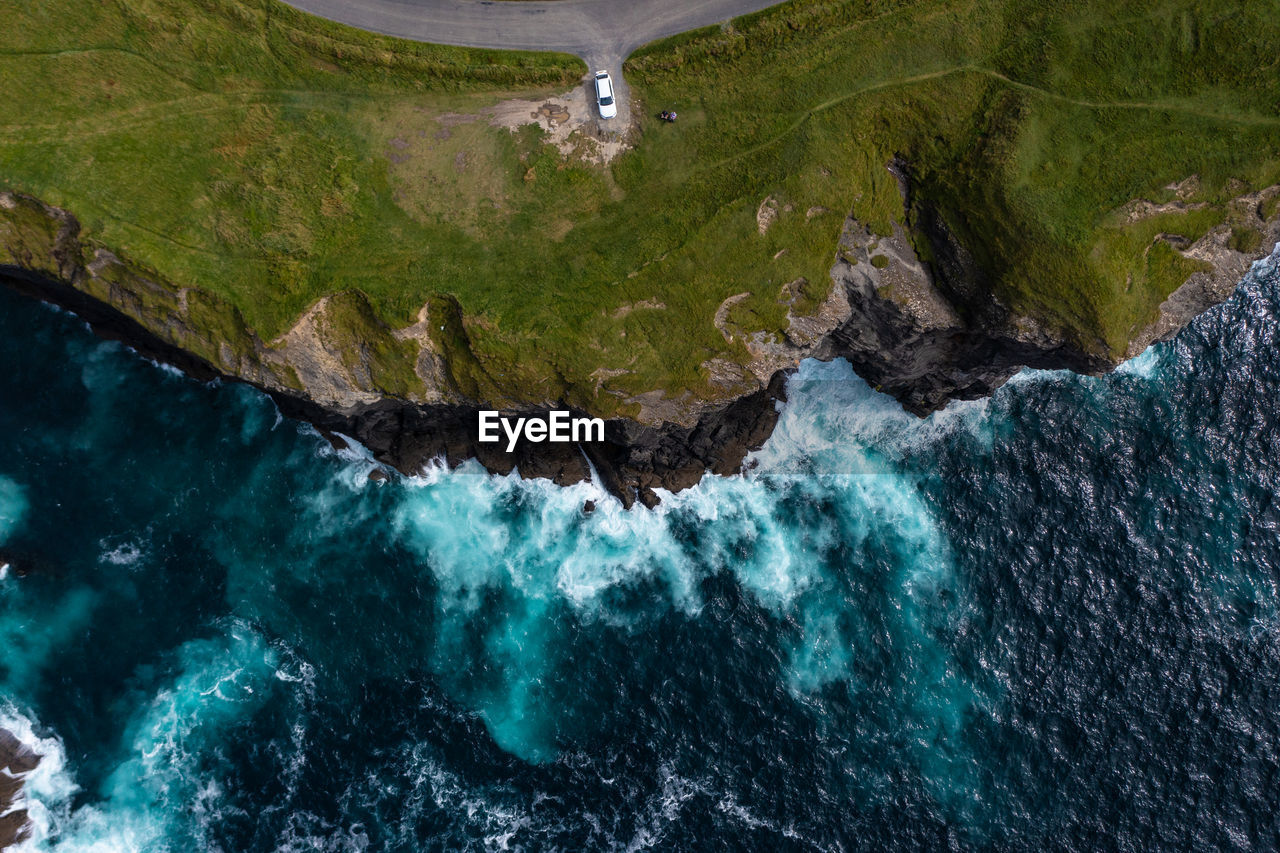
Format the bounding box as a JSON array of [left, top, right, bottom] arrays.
[[2, 0, 1279, 415]]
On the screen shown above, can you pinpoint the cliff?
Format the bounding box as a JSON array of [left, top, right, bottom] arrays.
[[4, 182, 1278, 506], [827, 170, 1280, 415], [0, 190, 788, 508]]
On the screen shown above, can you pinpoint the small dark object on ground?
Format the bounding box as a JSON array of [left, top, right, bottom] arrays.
[[658, 110, 677, 123]]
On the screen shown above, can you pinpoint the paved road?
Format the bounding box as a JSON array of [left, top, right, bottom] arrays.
[[280, 0, 786, 130]]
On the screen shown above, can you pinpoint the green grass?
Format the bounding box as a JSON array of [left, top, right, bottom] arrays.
[[2, 0, 1279, 412], [1229, 226, 1264, 254], [626, 0, 1280, 352]]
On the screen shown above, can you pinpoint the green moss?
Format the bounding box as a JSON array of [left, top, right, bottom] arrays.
[[870, 254, 890, 269], [1264, 195, 1280, 222], [0, 197, 62, 273], [184, 289, 258, 365], [1083, 206, 1228, 351], [1229, 226, 1264, 254], [423, 293, 488, 399], [320, 291, 424, 397], [273, 363, 306, 392], [1146, 240, 1211, 303]]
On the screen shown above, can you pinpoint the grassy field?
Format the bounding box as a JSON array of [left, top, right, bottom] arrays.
[[2, 0, 1279, 414]]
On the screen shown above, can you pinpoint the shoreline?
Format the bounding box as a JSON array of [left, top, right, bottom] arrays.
[[4, 179, 1278, 507], [1, 265, 785, 509], [0, 727, 40, 851]]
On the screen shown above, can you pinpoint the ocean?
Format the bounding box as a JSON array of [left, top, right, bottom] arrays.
[[2, 248, 1279, 850]]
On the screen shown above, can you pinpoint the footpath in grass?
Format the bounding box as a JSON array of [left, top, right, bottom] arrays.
[[2, 0, 1278, 413]]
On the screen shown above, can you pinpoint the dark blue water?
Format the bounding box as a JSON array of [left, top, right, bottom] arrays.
[[2, 250, 1279, 851]]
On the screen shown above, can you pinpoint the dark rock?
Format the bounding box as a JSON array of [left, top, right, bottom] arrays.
[[367, 468, 389, 483], [822, 165, 1110, 416], [0, 811, 32, 850], [8, 245, 791, 507], [0, 727, 40, 851], [0, 257, 1093, 506], [825, 167, 1280, 415], [0, 774, 21, 806], [0, 548, 64, 580], [0, 728, 39, 776], [582, 500, 595, 514]]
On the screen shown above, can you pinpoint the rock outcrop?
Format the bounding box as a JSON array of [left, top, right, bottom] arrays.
[[3, 180, 1278, 505], [0, 727, 41, 851], [825, 171, 1280, 415]]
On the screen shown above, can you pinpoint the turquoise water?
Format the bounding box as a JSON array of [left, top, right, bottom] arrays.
[[2, 249, 1280, 849]]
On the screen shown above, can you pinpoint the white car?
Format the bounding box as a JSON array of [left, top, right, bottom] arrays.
[[594, 70, 617, 119]]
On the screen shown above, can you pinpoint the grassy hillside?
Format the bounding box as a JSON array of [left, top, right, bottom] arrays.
[[627, 0, 1280, 349], [2, 0, 1278, 414]]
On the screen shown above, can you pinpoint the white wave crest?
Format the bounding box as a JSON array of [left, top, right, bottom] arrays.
[[0, 704, 80, 852]]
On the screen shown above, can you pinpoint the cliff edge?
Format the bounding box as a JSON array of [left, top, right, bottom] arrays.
[[4, 180, 1277, 506]]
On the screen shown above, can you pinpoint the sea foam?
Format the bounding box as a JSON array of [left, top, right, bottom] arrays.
[[0, 475, 28, 544]]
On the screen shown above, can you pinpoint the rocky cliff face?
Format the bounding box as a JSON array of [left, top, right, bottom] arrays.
[[825, 171, 1280, 416], [1, 190, 789, 508], [3, 183, 1278, 506]]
